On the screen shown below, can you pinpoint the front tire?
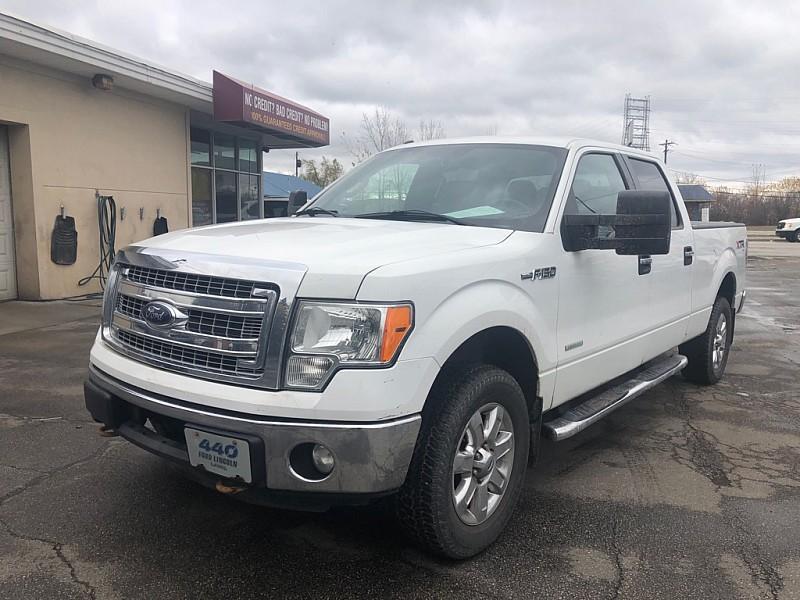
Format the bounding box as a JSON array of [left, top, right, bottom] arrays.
[[680, 296, 733, 385], [397, 365, 530, 559], [789, 229, 799, 243]]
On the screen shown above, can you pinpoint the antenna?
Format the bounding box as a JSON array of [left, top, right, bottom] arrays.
[[621, 94, 651, 151]]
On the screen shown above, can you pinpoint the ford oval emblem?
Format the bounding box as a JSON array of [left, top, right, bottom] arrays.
[[142, 301, 176, 328]]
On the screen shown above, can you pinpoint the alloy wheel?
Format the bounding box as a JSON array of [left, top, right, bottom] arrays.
[[451, 403, 515, 526]]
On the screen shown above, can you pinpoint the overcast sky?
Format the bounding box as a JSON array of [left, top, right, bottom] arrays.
[[4, 0, 800, 187]]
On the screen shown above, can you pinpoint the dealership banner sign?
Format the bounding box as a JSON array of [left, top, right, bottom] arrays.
[[213, 71, 330, 146]]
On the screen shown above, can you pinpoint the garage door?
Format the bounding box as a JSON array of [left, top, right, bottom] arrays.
[[0, 126, 16, 300]]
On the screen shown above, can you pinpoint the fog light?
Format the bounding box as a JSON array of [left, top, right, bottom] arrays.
[[312, 444, 335, 475], [285, 355, 335, 389]]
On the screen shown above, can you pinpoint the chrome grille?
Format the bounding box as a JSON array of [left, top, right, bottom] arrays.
[[101, 248, 307, 390], [126, 265, 257, 298], [107, 262, 277, 383], [115, 293, 263, 340], [116, 330, 258, 377]]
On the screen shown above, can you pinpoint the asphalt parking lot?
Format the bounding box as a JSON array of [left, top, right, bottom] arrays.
[[1, 233, 798, 599]]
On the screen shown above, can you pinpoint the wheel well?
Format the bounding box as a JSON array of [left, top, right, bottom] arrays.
[[718, 272, 736, 306], [437, 326, 540, 420]]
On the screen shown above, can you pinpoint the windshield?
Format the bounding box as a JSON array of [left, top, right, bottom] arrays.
[[304, 144, 567, 232]]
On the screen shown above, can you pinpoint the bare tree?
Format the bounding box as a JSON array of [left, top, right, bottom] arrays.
[[674, 171, 706, 185], [343, 107, 446, 164], [711, 172, 800, 225], [343, 107, 410, 163], [747, 163, 765, 198], [416, 119, 446, 141]]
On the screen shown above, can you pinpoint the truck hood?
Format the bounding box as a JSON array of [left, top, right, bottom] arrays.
[[137, 217, 512, 298]]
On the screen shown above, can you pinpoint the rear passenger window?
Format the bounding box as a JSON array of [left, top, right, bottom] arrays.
[[628, 158, 681, 228]]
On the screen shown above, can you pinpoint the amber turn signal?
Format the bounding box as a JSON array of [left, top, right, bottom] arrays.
[[380, 305, 413, 362]]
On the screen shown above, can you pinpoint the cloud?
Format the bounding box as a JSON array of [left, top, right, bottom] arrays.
[[4, 0, 799, 184]]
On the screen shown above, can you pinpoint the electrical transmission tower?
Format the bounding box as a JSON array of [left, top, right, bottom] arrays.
[[621, 94, 651, 151]]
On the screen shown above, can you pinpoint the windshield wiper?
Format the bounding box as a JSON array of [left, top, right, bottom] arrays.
[[295, 207, 339, 217], [353, 209, 464, 225]]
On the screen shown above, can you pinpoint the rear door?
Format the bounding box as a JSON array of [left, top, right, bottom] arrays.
[[553, 150, 649, 406], [623, 155, 693, 355]]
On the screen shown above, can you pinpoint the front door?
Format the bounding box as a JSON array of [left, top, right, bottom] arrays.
[[0, 126, 16, 301], [553, 151, 649, 406], [623, 155, 693, 357]]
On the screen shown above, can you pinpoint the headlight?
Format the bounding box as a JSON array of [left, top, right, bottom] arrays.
[[285, 301, 413, 389]]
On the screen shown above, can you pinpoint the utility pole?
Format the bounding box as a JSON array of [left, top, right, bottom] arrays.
[[659, 139, 676, 164], [295, 151, 300, 177]]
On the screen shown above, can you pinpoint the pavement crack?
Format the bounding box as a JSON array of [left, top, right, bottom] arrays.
[[0, 516, 97, 599], [726, 507, 783, 600], [55, 542, 98, 600], [685, 423, 733, 487], [608, 514, 625, 600], [0, 441, 114, 507], [0, 462, 48, 474]]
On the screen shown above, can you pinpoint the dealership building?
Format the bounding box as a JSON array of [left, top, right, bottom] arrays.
[[0, 12, 329, 301]]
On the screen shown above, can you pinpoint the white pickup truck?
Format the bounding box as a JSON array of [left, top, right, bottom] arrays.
[[776, 217, 800, 242], [85, 137, 747, 558]]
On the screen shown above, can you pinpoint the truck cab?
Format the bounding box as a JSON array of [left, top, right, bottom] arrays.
[[85, 137, 747, 558]]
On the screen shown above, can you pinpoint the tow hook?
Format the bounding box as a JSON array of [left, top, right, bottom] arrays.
[[98, 425, 119, 437], [215, 481, 246, 495]]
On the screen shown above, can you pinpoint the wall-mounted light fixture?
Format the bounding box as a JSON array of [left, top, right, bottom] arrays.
[[92, 73, 114, 91]]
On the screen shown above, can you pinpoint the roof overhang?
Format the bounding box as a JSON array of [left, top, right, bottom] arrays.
[[0, 12, 213, 111]]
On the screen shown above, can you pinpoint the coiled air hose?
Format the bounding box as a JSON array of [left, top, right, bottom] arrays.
[[78, 194, 116, 291]]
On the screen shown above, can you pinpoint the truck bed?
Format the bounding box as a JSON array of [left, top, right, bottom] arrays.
[[691, 221, 746, 230]]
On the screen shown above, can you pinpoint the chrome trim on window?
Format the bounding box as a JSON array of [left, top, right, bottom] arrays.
[[102, 246, 307, 389]]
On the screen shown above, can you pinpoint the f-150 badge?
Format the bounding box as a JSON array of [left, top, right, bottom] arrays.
[[521, 267, 557, 281]]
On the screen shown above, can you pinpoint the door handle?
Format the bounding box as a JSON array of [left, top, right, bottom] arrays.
[[684, 246, 694, 266], [638, 255, 652, 275]]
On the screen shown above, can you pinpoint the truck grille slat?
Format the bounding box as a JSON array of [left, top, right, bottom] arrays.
[[115, 330, 258, 377], [126, 265, 257, 298], [115, 294, 264, 340]]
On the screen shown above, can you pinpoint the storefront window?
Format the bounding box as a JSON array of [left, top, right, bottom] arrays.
[[191, 168, 213, 226], [214, 133, 236, 171], [239, 139, 258, 173], [239, 173, 260, 220], [190, 128, 262, 226], [190, 128, 210, 166], [215, 171, 237, 223]]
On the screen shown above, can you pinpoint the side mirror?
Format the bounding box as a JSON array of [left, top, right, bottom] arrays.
[[288, 190, 308, 215], [562, 190, 672, 255]]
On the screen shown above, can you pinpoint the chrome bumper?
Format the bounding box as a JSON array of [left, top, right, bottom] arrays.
[[85, 365, 421, 496]]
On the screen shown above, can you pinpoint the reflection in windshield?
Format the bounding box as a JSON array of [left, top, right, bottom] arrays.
[[305, 144, 567, 233]]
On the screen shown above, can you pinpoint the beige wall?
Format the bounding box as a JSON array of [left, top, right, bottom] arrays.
[[0, 56, 191, 299]]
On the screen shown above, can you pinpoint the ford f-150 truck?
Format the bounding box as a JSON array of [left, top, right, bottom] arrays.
[[85, 137, 747, 558], [776, 217, 800, 242]]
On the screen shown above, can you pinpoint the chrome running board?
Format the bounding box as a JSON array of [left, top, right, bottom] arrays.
[[543, 353, 688, 441]]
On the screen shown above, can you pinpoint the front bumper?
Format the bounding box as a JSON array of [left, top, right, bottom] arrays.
[[776, 229, 789, 238], [85, 365, 421, 503]]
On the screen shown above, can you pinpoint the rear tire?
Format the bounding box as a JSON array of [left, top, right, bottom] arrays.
[[397, 365, 530, 559], [680, 296, 733, 385]]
